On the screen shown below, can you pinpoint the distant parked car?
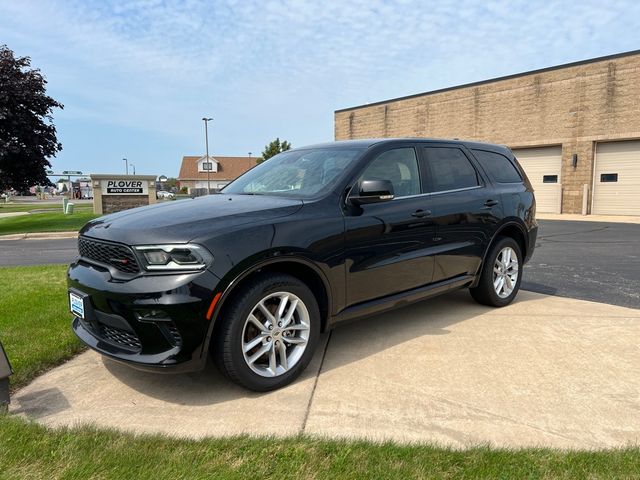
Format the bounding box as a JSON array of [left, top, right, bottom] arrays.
[[156, 191, 175, 199], [68, 138, 537, 391]]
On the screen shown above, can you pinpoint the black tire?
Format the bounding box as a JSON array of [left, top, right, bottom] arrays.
[[470, 236, 522, 307], [212, 273, 320, 391]]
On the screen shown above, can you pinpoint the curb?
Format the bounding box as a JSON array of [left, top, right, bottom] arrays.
[[0, 231, 78, 241], [0, 212, 30, 219]]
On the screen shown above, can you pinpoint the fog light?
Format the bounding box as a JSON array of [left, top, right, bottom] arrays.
[[135, 309, 171, 322]]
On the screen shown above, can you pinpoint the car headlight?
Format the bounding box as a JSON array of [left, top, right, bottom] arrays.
[[133, 244, 213, 271]]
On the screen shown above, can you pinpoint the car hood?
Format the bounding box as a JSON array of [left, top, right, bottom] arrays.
[[80, 194, 303, 245]]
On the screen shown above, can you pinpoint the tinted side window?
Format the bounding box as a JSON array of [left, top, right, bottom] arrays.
[[423, 147, 479, 192], [472, 149, 522, 183], [359, 148, 421, 198]]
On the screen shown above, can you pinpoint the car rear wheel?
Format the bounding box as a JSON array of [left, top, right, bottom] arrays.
[[213, 273, 320, 391], [470, 237, 522, 307]]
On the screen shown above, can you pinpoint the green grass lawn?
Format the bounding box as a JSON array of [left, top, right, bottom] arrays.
[[0, 265, 83, 389], [0, 211, 98, 235], [0, 416, 638, 480], [1, 266, 639, 479]]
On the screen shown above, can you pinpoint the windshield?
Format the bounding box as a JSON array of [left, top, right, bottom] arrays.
[[222, 148, 364, 198]]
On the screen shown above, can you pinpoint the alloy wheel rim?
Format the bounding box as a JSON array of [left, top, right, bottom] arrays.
[[241, 292, 310, 377], [492, 247, 519, 298]]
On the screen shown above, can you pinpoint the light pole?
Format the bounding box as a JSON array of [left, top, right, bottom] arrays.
[[202, 117, 213, 194], [130, 164, 136, 175], [123, 158, 128, 175]]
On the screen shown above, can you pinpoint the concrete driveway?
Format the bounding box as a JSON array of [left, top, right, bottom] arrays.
[[11, 290, 640, 449]]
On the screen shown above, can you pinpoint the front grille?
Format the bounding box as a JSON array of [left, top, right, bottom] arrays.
[[78, 236, 140, 274], [100, 324, 142, 351]]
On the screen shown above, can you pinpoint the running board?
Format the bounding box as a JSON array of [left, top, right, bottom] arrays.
[[329, 275, 475, 328]]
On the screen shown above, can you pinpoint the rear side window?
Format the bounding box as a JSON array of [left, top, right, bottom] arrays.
[[472, 149, 522, 183], [422, 147, 479, 192]]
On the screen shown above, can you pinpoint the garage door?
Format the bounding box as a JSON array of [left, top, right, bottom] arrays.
[[592, 140, 640, 215], [511, 146, 562, 213]]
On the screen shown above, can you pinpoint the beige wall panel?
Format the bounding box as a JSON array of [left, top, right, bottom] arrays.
[[593, 140, 640, 215], [512, 147, 563, 214]]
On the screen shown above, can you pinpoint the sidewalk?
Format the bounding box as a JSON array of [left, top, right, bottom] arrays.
[[537, 213, 640, 224], [0, 212, 29, 219], [0, 231, 78, 241]]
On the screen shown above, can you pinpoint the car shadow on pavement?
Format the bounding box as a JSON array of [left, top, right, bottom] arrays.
[[521, 281, 558, 296], [100, 289, 537, 406], [102, 356, 264, 406], [100, 343, 329, 407]]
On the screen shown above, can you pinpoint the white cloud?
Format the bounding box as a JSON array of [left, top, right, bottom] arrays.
[[0, 0, 637, 174]]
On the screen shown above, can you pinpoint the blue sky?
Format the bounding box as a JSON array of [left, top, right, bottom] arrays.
[[1, 0, 638, 178]]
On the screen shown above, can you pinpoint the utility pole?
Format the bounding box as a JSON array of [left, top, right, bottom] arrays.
[[202, 117, 213, 194], [123, 158, 128, 175]]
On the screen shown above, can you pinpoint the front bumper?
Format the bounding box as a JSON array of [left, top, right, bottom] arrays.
[[68, 259, 220, 373]]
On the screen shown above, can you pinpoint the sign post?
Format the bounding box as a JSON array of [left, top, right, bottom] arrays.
[[90, 174, 157, 214]]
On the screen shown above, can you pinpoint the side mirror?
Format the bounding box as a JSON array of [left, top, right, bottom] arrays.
[[350, 179, 395, 205]]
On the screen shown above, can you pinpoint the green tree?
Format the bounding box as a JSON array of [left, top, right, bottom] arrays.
[[164, 177, 179, 190], [258, 138, 291, 163], [0, 45, 63, 192]]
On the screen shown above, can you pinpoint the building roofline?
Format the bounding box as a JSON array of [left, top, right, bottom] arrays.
[[178, 177, 235, 181], [90, 174, 157, 180], [335, 49, 640, 113]]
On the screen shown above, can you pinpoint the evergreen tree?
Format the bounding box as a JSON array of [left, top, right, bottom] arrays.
[[258, 138, 292, 163]]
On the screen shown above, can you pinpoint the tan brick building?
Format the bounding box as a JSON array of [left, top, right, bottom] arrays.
[[335, 50, 640, 215], [178, 155, 256, 194]]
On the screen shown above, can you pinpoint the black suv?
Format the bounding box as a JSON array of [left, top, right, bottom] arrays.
[[68, 139, 537, 391]]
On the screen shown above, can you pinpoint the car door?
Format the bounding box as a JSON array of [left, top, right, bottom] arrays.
[[419, 145, 502, 283], [344, 146, 437, 306]]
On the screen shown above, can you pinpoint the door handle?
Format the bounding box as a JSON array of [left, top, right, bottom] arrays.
[[411, 209, 431, 218], [483, 199, 499, 208]]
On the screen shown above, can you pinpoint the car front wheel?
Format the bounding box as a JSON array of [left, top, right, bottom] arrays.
[[213, 273, 320, 391]]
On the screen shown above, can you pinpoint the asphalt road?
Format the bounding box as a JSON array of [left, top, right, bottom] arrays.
[[1, 220, 639, 308], [523, 220, 640, 309], [0, 238, 78, 267]]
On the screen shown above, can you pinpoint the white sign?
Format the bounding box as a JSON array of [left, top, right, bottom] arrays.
[[101, 179, 148, 195]]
